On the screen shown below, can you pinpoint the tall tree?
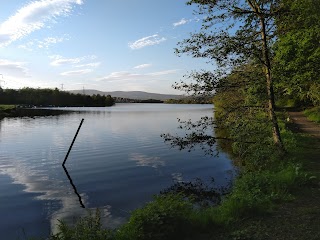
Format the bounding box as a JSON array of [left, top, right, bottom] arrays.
[[173, 0, 284, 150], [274, 0, 320, 106]]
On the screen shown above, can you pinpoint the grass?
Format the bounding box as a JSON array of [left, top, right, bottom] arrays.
[[0, 104, 15, 111], [304, 106, 320, 123], [0, 105, 16, 118]]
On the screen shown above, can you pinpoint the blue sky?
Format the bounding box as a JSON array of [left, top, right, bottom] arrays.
[[0, 0, 209, 94]]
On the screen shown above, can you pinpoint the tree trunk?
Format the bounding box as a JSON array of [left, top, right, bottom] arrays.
[[248, 0, 284, 151]]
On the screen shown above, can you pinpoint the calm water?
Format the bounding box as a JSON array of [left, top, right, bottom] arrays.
[[0, 104, 234, 239]]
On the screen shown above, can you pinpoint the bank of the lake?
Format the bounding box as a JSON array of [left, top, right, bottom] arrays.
[[0, 105, 74, 118]]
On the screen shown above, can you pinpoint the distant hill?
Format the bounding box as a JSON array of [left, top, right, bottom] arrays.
[[68, 90, 183, 101]]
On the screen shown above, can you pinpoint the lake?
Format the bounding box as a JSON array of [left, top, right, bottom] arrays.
[[0, 103, 234, 239]]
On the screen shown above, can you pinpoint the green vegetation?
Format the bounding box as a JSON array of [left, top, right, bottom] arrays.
[[0, 87, 115, 107], [165, 96, 212, 104], [0, 104, 16, 118], [0, 104, 15, 110], [47, 210, 114, 240], [304, 107, 320, 123], [29, 0, 320, 239], [274, 0, 320, 106]]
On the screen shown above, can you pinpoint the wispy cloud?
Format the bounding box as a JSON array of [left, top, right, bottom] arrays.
[[0, 59, 29, 77], [133, 63, 152, 69], [0, 0, 83, 47], [149, 70, 178, 76], [99, 71, 136, 81], [18, 41, 35, 51], [19, 35, 70, 51], [74, 62, 101, 68], [38, 36, 69, 48], [49, 55, 97, 66], [50, 55, 99, 77], [128, 34, 166, 50], [173, 18, 190, 27], [60, 69, 92, 76], [51, 57, 82, 66], [99, 69, 179, 82]]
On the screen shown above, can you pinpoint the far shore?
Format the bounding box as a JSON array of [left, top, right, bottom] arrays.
[[0, 105, 74, 119]]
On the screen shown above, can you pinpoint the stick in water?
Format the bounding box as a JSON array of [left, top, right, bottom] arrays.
[[62, 118, 84, 166]]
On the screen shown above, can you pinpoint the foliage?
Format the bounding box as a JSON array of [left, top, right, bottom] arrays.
[[304, 107, 320, 123], [165, 96, 212, 104], [49, 209, 115, 240], [274, 0, 320, 106], [116, 194, 201, 240], [163, 0, 288, 151], [0, 87, 115, 107]]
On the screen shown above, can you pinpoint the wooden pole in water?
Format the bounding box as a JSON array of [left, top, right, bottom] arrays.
[[62, 118, 84, 166]]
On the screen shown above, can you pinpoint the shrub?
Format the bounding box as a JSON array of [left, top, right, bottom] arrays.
[[117, 194, 199, 240], [49, 209, 114, 240]]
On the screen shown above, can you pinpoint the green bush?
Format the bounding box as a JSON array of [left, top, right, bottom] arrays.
[[49, 209, 114, 240], [117, 194, 202, 240]]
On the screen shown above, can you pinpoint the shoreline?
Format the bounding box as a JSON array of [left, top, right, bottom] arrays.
[[0, 107, 73, 119]]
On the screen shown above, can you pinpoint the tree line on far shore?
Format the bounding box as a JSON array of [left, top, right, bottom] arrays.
[[0, 87, 115, 107]]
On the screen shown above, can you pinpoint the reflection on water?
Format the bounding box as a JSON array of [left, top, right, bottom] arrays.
[[129, 153, 165, 169], [62, 165, 85, 208], [0, 104, 234, 239]]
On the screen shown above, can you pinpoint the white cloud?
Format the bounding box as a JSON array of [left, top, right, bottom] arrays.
[[149, 70, 178, 76], [173, 18, 189, 27], [99, 71, 137, 81], [128, 34, 166, 50], [51, 57, 82, 66], [99, 69, 179, 82], [18, 41, 35, 51], [0, 0, 83, 47], [19, 35, 69, 51], [60, 69, 92, 76], [74, 62, 101, 68], [38, 36, 69, 48], [50, 55, 97, 66], [133, 63, 152, 69], [51, 55, 100, 76], [0, 59, 29, 77]]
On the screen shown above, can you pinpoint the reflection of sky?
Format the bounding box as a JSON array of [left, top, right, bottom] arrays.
[[129, 153, 165, 169], [0, 104, 234, 238], [0, 155, 125, 235], [171, 172, 183, 183]]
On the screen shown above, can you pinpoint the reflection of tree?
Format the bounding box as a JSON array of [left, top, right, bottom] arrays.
[[62, 165, 85, 208]]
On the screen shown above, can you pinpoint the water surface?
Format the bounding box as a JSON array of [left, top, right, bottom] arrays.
[[0, 103, 234, 239]]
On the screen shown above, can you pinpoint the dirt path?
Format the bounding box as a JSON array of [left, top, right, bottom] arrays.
[[288, 110, 320, 138]]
